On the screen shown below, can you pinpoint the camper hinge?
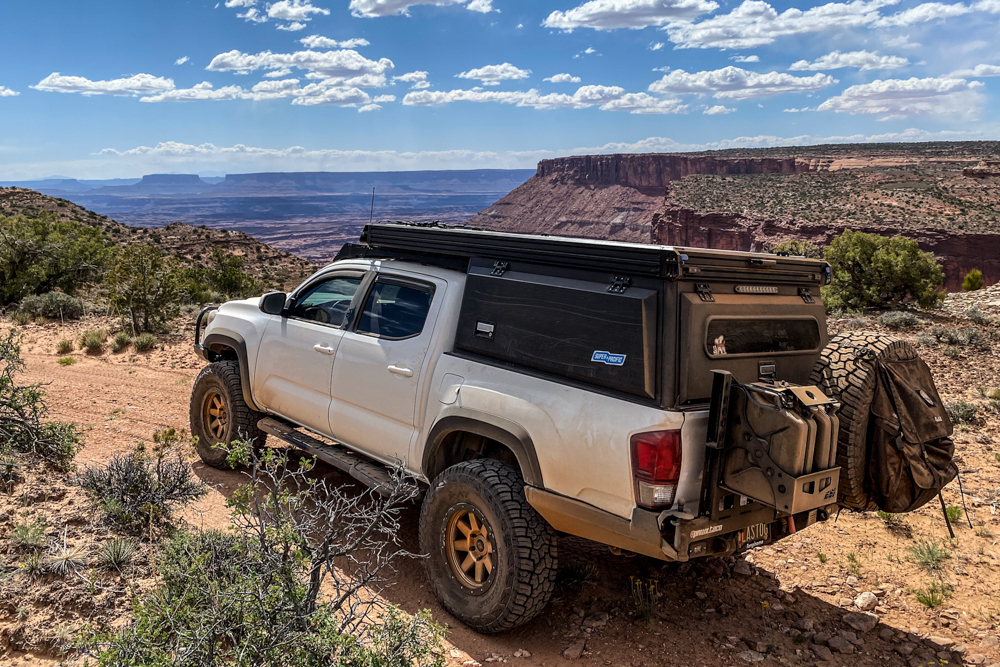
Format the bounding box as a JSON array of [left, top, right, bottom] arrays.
[[798, 287, 815, 304], [695, 283, 715, 302], [491, 260, 509, 277], [608, 275, 631, 294]]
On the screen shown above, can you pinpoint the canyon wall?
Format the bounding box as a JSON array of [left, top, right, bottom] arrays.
[[468, 152, 999, 293]]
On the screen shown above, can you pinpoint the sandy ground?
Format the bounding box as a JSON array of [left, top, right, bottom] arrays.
[[4, 305, 1000, 667]]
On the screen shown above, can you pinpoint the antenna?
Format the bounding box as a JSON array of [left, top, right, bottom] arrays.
[[369, 187, 375, 224]]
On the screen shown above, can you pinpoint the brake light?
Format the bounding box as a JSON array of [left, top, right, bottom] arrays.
[[630, 430, 682, 509]]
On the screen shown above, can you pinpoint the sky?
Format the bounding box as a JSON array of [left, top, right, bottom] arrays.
[[0, 0, 998, 179]]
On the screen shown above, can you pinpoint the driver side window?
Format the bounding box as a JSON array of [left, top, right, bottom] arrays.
[[290, 275, 362, 327]]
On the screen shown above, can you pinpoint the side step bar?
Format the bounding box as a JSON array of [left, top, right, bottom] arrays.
[[257, 417, 422, 500]]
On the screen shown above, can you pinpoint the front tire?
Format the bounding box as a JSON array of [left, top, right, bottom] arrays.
[[189, 360, 267, 469], [419, 459, 557, 633]]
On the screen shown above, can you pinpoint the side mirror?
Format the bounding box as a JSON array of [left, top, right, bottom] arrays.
[[259, 291, 287, 315]]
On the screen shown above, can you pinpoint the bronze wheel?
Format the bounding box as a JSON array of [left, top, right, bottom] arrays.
[[446, 505, 495, 592], [202, 390, 229, 441]]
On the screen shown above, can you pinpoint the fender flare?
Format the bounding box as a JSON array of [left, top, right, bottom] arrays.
[[201, 332, 263, 412], [423, 410, 543, 487]]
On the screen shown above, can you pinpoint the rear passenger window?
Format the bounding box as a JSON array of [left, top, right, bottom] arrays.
[[706, 318, 821, 356], [357, 281, 432, 339]]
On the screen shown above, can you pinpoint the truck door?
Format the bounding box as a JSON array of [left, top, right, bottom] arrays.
[[328, 273, 440, 465], [253, 272, 364, 434]]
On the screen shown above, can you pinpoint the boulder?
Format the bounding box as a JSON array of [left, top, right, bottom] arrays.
[[855, 592, 879, 611], [843, 612, 879, 633]]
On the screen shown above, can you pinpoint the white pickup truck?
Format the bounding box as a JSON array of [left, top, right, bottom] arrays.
[[190, 223, 931, 632]]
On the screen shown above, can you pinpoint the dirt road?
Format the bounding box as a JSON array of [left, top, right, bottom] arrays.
[[15, 315, 1000, 667]]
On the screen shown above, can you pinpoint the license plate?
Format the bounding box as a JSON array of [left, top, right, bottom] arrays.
[[738, 522, 770, 550]]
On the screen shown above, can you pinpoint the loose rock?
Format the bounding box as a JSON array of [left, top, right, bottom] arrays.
[[810, 644, 835, 662], [827, 636, 855, 654], [855, 591, 879, 611], [843, 612, 879, 633], [562, 641, 586, 660]]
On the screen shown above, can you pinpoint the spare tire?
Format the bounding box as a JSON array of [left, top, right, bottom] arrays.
[[810, 332, 918, 510]]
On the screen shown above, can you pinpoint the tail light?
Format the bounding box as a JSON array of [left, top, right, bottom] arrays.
[[630, 430, 682, 509]]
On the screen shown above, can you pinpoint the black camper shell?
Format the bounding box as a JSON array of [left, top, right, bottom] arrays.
[[339, 223, 831, 409]]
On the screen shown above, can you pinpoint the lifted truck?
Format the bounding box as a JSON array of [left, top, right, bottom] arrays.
[[190, 223, 940, 632]]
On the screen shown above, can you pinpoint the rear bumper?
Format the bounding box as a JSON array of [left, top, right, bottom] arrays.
[[525, 486, 832, 562]]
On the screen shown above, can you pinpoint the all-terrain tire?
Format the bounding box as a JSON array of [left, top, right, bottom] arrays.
[[810, 332, 918, 509], [189, 360, 267, 469], [419, 459, 557, 633]]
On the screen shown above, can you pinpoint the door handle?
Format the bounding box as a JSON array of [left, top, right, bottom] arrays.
[[313, 344, 336, 355], [387, 363, 413, 377]]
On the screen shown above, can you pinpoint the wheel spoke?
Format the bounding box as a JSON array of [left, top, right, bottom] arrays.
[[468, 513, 480, 532], [483, 554, 493, 574], [457, 517, 473, 538], [461, 553, 476, 574], [474, 560, 485, 583], [453, 538, 470, 552]]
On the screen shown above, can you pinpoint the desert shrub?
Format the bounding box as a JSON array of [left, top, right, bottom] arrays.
[[12, 520, 47, 550], [957, 326, 990, 349], [10, 310, 31, 326], [88, 443, 440, 666], [909, 541, 950, 571], [945, 505, 963, 523], [96, 538, 137, 570], [0, 329, 80, 469], [111, 331, 132, 353], [57, 339, 73, 354], [914, 581, 952, 608], [0, 213, 110, 306], [77, 432, 207, 529], [58, 356, 76, 366], [967, 305, 992, 326], [879, 311, 919, 330], [106, 245, 182, 333], [18, 291, 84, 321], [133, 332, 157, 352], [822, 230, 944, 311], [45, 542, 87, 576], [80, 329, 106, 353], [963, 268, 985, 292], [915, 332, 935, 347], [946, 400, 977, 424], [944, 345, 961, 359], [771, 239, 822, 259]]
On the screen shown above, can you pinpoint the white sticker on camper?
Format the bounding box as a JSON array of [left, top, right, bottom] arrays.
[[591, 351, 626, 366], [712, 335, 727, 356]]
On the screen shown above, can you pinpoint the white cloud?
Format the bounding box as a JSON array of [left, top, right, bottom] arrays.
[[949, 63, 1000, 77], [648, 66, 835, 99], [224, 0, 256, 6], [207, 49, 394, 79], [817, 76, 984, 119], [264, 68, 294, 77], [33, 72, 175, 96], [373, 94, 396, 102], [175, 56, 190, 66], [0, 86, 19, 97], [349, 0, 486, 18], [873, 1, 971, 26], [141, 82, 246, 103], [649, 41, 665, 50], [704, 104, 734, 114], [300, 35, 371, 48], [358, 103, 382, 112], [974, 0, 1000, 10], [238, 7, 268, 22], [268, 0, 330, 20], [666, 0, 894, 49], [277, 21, 307, 30], [393, 70, 431, 88], [789, 50, 909, 71], [782, 106, 813, 112], [599, 92, 688, 113], [457, 63, 531, 85], [730, 55, 759, 62], [542, 0, 719, 31], [544, 73, 582, 83]]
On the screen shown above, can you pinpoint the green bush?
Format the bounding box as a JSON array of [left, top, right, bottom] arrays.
[[962, 268, 985, 292], [80, 329, 106, 353], [946, 400, 977, 424], [771, 239, 823, 259], [57, 339, 73, 354], [111, 331, 132, 353], [18, 292, 84, 320], [96, 538, 138, 570], [967, 305, 992, 326], [0, 329, 80, 469], [908, 540, 950, 571], [11, 311, 31, 326], [57, 356, 76, 366], [879, 311, 919, 330], [0, 213, 111, 306], [134, 332, 157, 352], [77, 437, 206, 530], [822, 230, 944, 311], [106, 245, 182, 333]]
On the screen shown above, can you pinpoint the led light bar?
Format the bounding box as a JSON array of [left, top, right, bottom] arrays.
[[734, 285, 779, 294]]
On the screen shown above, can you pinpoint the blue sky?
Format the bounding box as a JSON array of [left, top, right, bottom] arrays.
[[1, 0, 998, 179]]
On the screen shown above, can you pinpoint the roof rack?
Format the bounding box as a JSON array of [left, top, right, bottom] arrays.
[[356, 222, 681, 277]]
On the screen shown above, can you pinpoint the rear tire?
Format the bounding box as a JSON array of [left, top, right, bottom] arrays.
[[810, 332, 917, 509], [189, 360, 267, 469], [419, 459, 557, 633]]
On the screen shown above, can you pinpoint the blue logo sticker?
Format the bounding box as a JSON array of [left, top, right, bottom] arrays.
[[591, 350, 626, 366]]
